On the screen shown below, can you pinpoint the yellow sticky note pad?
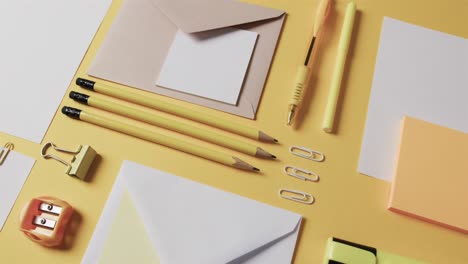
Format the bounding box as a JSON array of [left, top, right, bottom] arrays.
[[389, 116, 468, 234], [99, 191, 160, 264]]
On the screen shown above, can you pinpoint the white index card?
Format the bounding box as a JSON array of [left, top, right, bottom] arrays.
[[157, 28, 258, 105]]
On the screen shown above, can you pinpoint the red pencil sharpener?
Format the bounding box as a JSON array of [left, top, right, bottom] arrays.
[[19, 196, 74, 247]]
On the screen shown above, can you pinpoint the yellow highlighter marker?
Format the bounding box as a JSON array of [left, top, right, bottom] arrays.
[[322, 1, 356, 133], [76, 78, 277, 143], [69, 91, 275, 159], [287, 0, 332, 126], [61, 107, 260, 172]]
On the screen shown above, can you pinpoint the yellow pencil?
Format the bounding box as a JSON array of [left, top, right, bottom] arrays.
[[61, 107, 260, 172], [76, 78, 277, 143], [322, 1, 356, 133], [69, 91, 276, 159]]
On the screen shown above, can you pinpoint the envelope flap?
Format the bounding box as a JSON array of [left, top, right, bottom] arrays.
[[123, 161, 301, 263], [150, 0, 284, 33]]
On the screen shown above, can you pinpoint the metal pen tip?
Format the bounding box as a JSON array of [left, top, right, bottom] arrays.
[[287, 116, 293, 125], [287, 108, 296, 126]]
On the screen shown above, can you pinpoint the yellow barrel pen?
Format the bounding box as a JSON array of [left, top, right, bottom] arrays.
[[69, 91, 275, 159], [61, 107, 259, 172], [287, 0, 331, 125], [322, 1, 356, 133], [76, 78, 277, 143]]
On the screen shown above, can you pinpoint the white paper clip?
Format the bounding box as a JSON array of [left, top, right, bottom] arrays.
[[284, 166, 319, 182], [0, 142, 14, 166], [289, 146, 325, 162], [279, 189, 315, 205]]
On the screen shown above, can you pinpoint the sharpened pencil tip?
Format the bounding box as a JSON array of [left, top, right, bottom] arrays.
[[233, 157, 259, 172], [256, 148, 276, 160], [258, 131, 278, 144], [273, 139, 279, 143]]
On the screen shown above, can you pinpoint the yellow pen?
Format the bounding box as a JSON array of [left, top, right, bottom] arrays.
[[69, 91, 276, 159], [76, 78, 278, 143], [322, 1, 356, 133], [61, 107, 260, 172], [287, 0, 332, 125]]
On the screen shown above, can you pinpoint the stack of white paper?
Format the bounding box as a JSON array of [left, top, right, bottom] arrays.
[[359, 17, 468, 181], [0, 0, 111, 143]]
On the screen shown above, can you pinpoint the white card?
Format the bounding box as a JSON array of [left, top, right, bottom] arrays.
[[0, 0, 111, 143], [359, 17, 468, 181], [157, 28, 258, 105], [0, 150, 35, 231]]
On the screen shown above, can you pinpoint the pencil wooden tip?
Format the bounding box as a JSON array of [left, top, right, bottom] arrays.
[[232, 157, 259, 172], [255, 148, 276, 159], [258, 131, 278, 143]]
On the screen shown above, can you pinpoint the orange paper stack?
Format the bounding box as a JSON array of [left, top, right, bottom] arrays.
[[389, 116, 468, 234]]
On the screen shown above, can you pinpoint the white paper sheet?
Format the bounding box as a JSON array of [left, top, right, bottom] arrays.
[[157, 28, 258, 105], [82, 161, 302, 264], [359, 17, 468, 181], [0, 150, 35, 231], [0, 0, 111, 143]]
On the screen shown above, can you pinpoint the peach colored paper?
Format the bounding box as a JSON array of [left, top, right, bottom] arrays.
[[389, 116, 468, 234]]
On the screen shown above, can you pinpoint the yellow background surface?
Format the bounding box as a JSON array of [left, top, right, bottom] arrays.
[[0, 0, 467, 263]]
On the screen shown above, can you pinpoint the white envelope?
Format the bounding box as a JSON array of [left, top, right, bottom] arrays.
[[82, 161, 302, 264]]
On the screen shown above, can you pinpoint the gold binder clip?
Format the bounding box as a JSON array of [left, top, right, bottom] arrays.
[[289, 146, 325, 162], [0, 142, 14, 165], [41, 142, 97, 181], [284, 166, 319, 182], [279, 189, 315, 205]]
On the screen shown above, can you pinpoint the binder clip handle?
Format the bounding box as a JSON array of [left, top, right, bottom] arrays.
[[41, 142, 81, 170]]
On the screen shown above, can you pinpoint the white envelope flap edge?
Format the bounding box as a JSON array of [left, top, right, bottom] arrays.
[[123, 161, 302, 264], [149, 0, 284, 33]]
